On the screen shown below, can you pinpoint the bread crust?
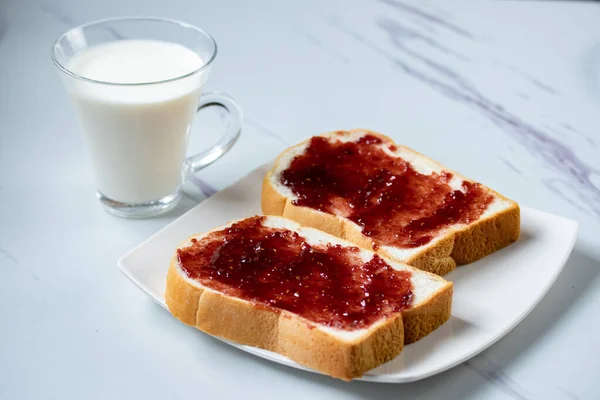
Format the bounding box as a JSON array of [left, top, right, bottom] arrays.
[[166, 228, 453, 381], [261, 129, 520, 275]]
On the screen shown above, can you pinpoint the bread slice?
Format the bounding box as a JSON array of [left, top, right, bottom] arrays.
[[166, 215, 452, 381], [262, 129, 520, 276]]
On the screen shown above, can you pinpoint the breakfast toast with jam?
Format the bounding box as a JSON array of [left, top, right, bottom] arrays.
[[166, 216, 452, 380], [262, 129, 520, 275]]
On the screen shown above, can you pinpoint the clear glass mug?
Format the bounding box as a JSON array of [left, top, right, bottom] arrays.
[[51, 17, 242, 218]]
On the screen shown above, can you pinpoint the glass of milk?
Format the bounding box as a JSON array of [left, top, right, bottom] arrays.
[[51, 17, 243, 218]]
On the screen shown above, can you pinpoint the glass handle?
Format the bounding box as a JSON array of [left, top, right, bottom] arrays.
[[186, 92, 243, 175]]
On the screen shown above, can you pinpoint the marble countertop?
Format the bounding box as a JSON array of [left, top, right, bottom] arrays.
[[1, 0, 599, 399]]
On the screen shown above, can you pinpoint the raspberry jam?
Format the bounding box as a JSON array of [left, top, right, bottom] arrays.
[[280, 134, 494, 249], [177, 216, 413, 330]]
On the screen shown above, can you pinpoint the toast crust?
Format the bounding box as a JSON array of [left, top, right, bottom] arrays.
[[261, 130, 520, 275], [166, 231, 453, 380]]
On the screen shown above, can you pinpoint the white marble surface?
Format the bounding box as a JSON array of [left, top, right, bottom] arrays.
[[1, 0, 599, 399]]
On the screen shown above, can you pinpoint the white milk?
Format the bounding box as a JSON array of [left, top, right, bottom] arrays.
[[66, 40, 206, 204]]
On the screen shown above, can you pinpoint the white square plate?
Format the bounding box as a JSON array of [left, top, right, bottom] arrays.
[[119, 163, 578, 383]]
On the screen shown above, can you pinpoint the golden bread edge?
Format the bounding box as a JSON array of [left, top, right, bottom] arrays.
[[261, 129, 521, 276], [166, 227, 452, 380]]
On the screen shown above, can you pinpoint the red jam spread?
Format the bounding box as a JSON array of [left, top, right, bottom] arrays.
[[177, 216, 413, 330], [280, 134, 494, 248]]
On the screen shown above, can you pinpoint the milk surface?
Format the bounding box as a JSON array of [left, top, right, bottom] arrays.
[[66, 40, 206, 204]]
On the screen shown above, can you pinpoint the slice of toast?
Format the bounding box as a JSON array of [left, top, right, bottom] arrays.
[[262, 129, 520, 276], [166, 215, 452, 380]]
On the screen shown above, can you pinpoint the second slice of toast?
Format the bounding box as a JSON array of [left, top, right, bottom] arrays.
[[262, 129, 520, 275]]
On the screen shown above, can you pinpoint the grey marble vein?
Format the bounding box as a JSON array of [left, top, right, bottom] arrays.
[[528, 77, 558, 95], [499, 157, 523, 176], [188, 175, 218, 198], [0, 247, 19, 266], [375, 18, 474, 85], [294, 29, 350, 64], [378, 0, 474, 39], [557, 388, 580, 400], [245, 118, 290, 146], [407, 16, 436, 33], [464, 356, 532, 400], [334, 20, 600, 218], [39, 2, 123, 39], [561, 123, 596, 149], [38, 2, 78, 27], [510, 67, 560, 95], [517, 92, 530, 101], [0, 247, 41, 283], [377, 17, 470, 61], [542, 178, 589, 215]]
